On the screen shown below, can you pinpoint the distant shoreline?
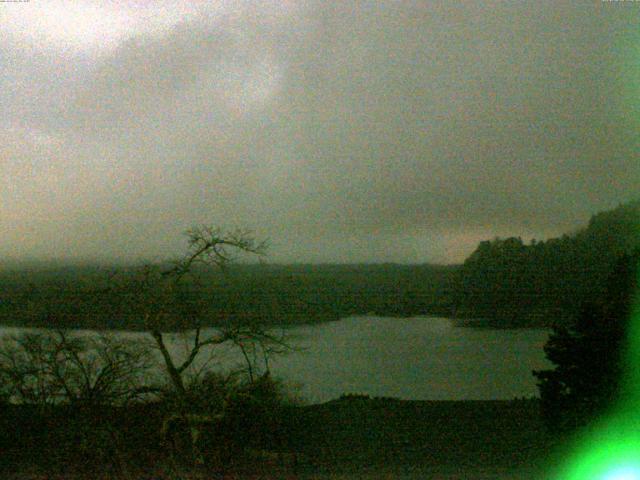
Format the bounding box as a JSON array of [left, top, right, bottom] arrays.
[[0, 313, 552, 333]]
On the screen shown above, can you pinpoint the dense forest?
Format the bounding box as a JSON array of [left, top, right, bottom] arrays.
[[453, 200, 640, 327], [0, 200, 637, 330], [0, 262, 457, 330]]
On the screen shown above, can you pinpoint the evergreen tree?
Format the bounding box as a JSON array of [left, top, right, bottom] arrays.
[[533, 251, 639, 431]]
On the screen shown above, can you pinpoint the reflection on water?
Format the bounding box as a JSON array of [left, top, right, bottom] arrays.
[[0, 316, 550, 403]]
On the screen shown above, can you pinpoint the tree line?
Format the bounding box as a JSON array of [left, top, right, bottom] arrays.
[[0, 261, 457, 330], [453, 200, 640, 327], [0, 200, 637, 332]]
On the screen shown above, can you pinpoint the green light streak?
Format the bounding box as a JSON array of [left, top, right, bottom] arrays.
[[551, 414, 640, 479], [621, 267, 640, 402], [551, 267, 640, 479]]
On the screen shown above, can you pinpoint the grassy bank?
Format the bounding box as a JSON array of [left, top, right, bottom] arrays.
[[3, 397, 556, 479], [281, 397, 552, 473]]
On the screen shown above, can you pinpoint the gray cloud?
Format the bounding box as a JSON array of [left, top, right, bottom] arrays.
[[2, 1, 639, 263]]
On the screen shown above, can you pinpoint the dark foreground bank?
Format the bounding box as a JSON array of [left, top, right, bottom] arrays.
[[2, 397, 556, 479]]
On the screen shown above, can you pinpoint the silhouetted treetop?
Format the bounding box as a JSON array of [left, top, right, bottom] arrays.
[[533, 250, 639, 431], [453, 200, 640, 327]]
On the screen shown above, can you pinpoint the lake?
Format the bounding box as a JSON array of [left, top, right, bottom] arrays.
[[0, 316, 551, 403]]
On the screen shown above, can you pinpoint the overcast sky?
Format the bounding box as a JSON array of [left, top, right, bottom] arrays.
[[1, 1, 639, 264]]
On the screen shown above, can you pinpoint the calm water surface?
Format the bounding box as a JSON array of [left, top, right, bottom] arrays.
[[0, 316, 551, 403]]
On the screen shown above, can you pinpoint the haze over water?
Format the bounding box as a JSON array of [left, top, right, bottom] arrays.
[[0, 316, 550, 403], [268, 317, 551, 402]]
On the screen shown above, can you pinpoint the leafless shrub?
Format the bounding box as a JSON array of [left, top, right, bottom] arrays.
[[0, 329, 156, 407]]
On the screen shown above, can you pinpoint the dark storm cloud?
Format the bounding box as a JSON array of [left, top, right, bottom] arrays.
[[2, 1, 639, 263]]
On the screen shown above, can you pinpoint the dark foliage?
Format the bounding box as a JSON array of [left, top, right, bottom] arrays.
[[279, 397, 549, 472], [0, 373, 297, 477], [0, 402, 166, 477], [1, 397, 550, 478], [533, 251, 639, 431], [453, 200, 640, 326], [0, 262, 457, 330]]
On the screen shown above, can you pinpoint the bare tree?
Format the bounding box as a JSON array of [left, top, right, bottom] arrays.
[[0, 329, 155, 407], [0, 329, 158, 477], [118, 226, 293, 464], [131, 227, 281, 392]]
